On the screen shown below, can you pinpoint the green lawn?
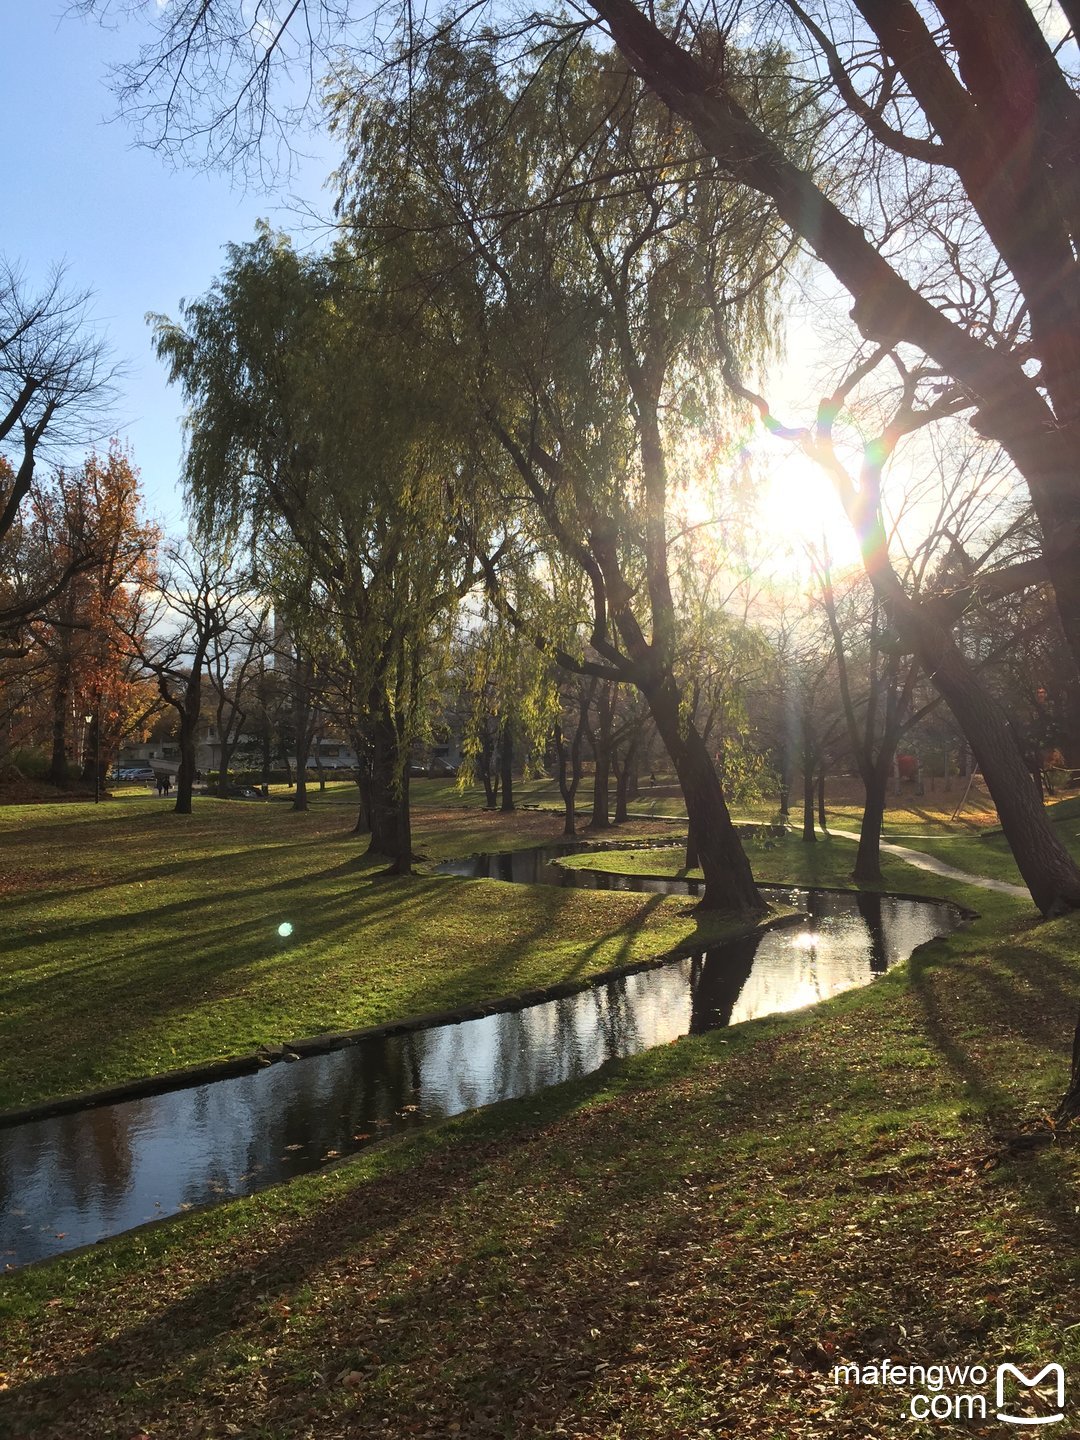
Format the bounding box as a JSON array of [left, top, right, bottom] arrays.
[[0, 792, 735, 1113], [2, 824, 1078, 1438]]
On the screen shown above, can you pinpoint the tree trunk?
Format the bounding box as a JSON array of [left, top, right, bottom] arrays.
[[613, 737, 639, 817], [292, 665, 312, 813], [349, 726, 371, 833], [816, 766, 827, 831], [49, 665, 71, 788], [385, 764, 413, 875], [260, 732, 272, 797], [777, 748, 791, 824], [1057, 1009, 1080, 1120], [174, 703, 198, 814], [216, 737, 237, 798], [499, 717, 514, 812], [366, 702, 412, 873], [353, 785, 370, 833], [853, 765, 889, 882], [626, 741, 641, 801], [802, 763, 816, 844], [589, 684, 614, 829], [479, 727, 499, 808], [901, 601, 1080, 914], [591, 747, 611, 827], [647, 679, 763, 913], [554, 723, 579, 837]]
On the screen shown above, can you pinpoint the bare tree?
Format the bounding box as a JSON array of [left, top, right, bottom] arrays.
[[206, 593, 272, 796], [128, 539, 250, 814], [0, 260, 118, 640]]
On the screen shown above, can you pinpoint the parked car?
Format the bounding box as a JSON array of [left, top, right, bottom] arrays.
[[117, 766, 155, 781], [225, 784, 264, 800], [407, 762, 430, 778], [429, 758, 458, 777]]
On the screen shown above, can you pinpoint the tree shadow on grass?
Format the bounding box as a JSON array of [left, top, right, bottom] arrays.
[[906, 914, 1080, 1252], [1, 864, 720, 1113], [5, 982, 1078, 1438]]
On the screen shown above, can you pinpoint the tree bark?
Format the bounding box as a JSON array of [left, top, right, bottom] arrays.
[[365, 700, 412, 873], [352, 729, 371, 834], [853, 765, 889, 882], [816, 766, 828, 831], [260, 730, 272, 797], [647, 678, 763, 912], [614, 737, 638, 824], [479, 725, 499, 808], [554, 722, 580, 837], [899, 598, 1080, 914], [801, 754, 816, 844], [589, 683, 614, 829], [215, 735, 237, 797], [292, 654, 312, 813], [174, 685, 200, 814], [49, 663, 71, 788], [499, 716, 514, 812], [1057, 1008, 1080, 1120]]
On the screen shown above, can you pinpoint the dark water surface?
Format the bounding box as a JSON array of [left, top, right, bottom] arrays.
[[1, 847, 961, 1269]]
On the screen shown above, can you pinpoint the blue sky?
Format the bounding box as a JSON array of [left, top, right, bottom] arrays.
[[4, 6, 334, 534], [3, 5, 864, 573]]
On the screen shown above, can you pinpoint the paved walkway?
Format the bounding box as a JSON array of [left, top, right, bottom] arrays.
[[827, 828, 1029, 900]]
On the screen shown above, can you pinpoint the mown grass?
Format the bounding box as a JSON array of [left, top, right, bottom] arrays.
[[2, 831, 1078, 1438], [2, 794, 1080, 1434], [0, 793, 732, 1112]]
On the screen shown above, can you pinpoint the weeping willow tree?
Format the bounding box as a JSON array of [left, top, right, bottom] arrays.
[[153, 227, 482, 872], [330, 37, 805, 910]]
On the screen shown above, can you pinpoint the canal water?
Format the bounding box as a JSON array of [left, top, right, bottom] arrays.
[[0, 849, 961, 1268]]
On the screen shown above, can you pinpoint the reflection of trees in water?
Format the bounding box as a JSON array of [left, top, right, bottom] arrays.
[[417, 986, 642, 1112], [853, 892, 888, 974], [689, 937, 759, 1033], [0, 1103, 137, 1228], [173, 1035, 424, 1210], [2, 866, 960, 1268]]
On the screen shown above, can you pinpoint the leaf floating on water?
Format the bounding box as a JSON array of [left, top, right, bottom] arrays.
[[284, 1143, 303, 1151], [352, 1132, 372, 1141]]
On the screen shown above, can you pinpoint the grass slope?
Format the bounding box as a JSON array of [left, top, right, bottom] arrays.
[[0, 794, 738, 1112], [1, 853, 1078, 1437], [3, 797, 1080, 1437]]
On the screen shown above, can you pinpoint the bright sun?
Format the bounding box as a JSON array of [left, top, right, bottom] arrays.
[[750, 445, 862, 578]]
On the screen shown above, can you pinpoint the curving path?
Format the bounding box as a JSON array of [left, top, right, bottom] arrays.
[[827, 828, 1029, 900]]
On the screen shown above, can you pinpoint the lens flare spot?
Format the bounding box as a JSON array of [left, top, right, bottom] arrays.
[[277, 922, 294, 939]]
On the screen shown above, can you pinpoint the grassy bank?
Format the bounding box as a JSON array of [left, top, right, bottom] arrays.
[[2, 800, 1080, 1440], [0, 795, 723, 1112], [2, 839, 1078, 1437]]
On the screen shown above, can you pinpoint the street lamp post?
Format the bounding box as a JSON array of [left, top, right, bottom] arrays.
[[84, 705, 100, 803]]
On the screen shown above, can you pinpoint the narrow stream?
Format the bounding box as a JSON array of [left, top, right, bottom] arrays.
[[0, 848, 961, 1270]]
